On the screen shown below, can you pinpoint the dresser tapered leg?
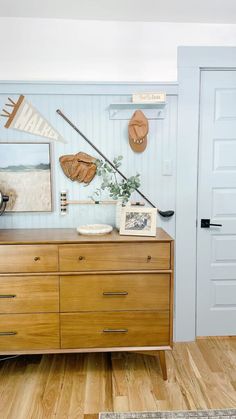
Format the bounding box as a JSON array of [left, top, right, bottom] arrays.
[[132, 350, 168, 380], [158, 350, 167, 380]]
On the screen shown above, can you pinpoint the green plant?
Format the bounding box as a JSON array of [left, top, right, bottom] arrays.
[[91, 156, 140, 204]]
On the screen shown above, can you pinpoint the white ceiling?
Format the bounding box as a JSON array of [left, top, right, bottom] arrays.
[[1, 0, 236, 23]]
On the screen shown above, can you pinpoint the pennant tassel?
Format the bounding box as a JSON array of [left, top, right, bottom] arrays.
[[1, 109, 11, 116], [8, 97, 16, 105]]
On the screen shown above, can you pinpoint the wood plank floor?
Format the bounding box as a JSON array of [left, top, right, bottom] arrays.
[[0, 338, 235, 419]]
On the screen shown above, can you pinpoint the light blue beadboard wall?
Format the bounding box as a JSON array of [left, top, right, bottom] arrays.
[[0, 82, 178, 237]]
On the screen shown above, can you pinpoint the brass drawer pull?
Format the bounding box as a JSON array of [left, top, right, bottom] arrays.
[[0, 331, 17, 336], [0, 294, 16, 299], [103, 291, 128, 296], [147, 255, 152, 261], [78, 256, 85, 261], [103, 328, 128, 333], [34, 256, 40, 261]]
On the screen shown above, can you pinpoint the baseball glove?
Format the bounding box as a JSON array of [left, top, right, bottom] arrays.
[[59, 152, 97, 184]]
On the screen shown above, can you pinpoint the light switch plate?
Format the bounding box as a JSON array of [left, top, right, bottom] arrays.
[[162, 159, 173, 176]]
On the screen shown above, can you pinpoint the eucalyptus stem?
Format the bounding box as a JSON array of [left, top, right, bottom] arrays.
[[91, 156, 140, 205]]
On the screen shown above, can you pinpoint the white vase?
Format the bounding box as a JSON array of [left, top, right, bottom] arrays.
[[115, 200, 130, 230]]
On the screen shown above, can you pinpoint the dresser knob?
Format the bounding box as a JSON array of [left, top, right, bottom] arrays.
[[147, 255, 152, 261], [78, 256, 85, 261], [34, 256, 40, 261]]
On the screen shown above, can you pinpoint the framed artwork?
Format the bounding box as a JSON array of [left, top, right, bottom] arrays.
[[0, 142, 52, 212], [119, 206, 157, 237]]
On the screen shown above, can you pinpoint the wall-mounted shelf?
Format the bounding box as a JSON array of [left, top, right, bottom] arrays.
[[108, 102, 166, 120]]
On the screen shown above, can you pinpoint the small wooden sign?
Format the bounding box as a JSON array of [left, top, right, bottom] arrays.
[[132, 92, 166, 103]]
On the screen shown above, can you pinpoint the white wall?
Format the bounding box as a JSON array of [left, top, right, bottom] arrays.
[[0, 18, 236, 81]]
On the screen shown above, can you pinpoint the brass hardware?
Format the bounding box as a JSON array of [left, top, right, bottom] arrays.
[[147, 255, 152, 261], [0, 331, 17, 336], [103, 291, 128, 296], [34, 256, 40, 261], [78, 256, 85, 261], [103, 328, 128, 333], [0, 294, 16, 299]]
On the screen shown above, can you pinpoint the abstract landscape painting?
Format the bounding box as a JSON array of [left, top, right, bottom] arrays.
[[0, 143, 52, 212]]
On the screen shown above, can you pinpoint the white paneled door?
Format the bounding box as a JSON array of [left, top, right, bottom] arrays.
[[197, 70, 236, 336]]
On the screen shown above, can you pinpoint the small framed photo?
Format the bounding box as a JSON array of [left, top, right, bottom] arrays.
[[119, 207, 157, 237]]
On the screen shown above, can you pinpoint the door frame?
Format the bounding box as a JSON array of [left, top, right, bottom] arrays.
[[175, 47, 236, 341]]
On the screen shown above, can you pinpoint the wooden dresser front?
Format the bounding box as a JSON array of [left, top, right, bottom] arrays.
[[0, 228, 174, 379]]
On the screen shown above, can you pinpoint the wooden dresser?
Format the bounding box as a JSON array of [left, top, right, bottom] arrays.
[[0, 228, 174, 380]]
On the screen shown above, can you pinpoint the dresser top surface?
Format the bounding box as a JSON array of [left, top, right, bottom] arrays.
[[0, 228, 173, 245]]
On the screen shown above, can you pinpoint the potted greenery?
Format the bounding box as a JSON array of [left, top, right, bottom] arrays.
[[91, 156, 141, 228]]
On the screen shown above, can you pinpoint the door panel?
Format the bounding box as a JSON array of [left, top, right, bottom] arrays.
[[215, 88, 236, 119], [212, 236, 236, 262], [213, 140, 236, 171], [212, 280, 236, 306], [212, 188, 236, 217], [197, 70, 236, 336]]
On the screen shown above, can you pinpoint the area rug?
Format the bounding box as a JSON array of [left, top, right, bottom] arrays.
[[99, 410, 236, 419]]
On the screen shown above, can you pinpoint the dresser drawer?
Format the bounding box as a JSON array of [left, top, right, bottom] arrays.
[[59, 243, 170, 271], [60, 311, 170, 348], [60, 273, 170, 312], [0, 245, 58, 273], [0, 313, 59, 350], [0, 276, 59, 314]]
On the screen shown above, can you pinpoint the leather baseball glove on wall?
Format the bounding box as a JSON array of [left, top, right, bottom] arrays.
[[59, 152, 97, 184]]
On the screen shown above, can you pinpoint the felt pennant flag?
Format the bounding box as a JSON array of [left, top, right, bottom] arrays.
[[1, 95, 66, 143]]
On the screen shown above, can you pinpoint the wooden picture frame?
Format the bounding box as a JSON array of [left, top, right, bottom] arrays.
[[119, 206, 157, 237]]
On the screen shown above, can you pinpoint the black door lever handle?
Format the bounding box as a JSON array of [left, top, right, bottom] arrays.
[[201, 219, 222, 228]]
